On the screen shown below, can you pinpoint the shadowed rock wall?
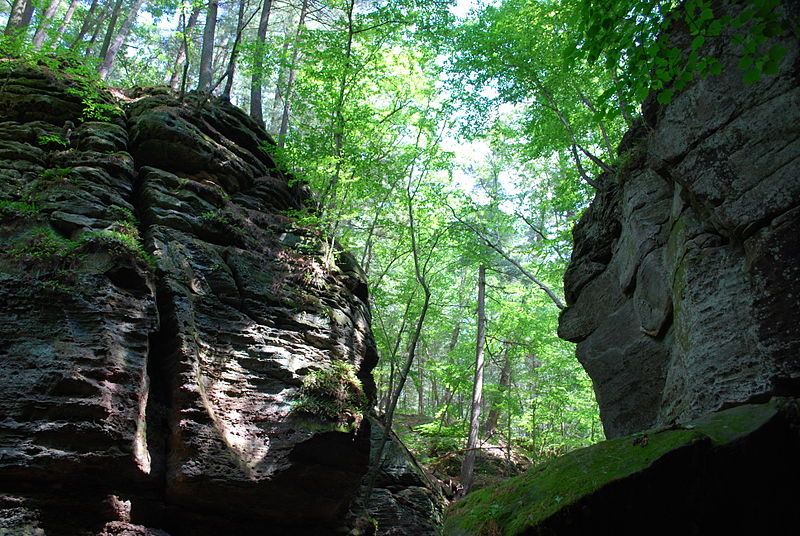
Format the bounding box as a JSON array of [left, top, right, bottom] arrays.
[[558, 2, 800, 438], [0, 63, 384, 535]]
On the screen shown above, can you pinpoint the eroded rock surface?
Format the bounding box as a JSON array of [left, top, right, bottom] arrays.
[[0, 62, 384, 535], [558, 3, 800, 438]]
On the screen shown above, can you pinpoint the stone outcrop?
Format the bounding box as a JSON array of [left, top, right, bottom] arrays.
[[558, 2, 800, 438], [0, 61, 416, 535]]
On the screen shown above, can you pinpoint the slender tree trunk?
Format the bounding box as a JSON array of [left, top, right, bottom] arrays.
[[197, 0, 219, 92], [249, 0, 273, 125], [168, 5, 201, 89], [276, 0, 309, 146], [483, 343, 512, 438], [363, 155, 437, 508], [69, 0, 100, 49], [97, 0, 124, 62], [4, 0, 33, 36], [31, 0, 61, 50], [51, 0, 80, 49], [97, 0, 145, 79], [221, 0, 252, 100], [416, 346, 424, 414], [460, 264, 487, 497]]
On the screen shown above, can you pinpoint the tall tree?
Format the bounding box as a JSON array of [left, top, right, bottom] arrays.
[[31, 0, 61, 50], [198, 0, 219, 92], [98, 0, 146, 79], [3, 0, 34, 37], [50, 0, 81, 49], [249, 0, 273, 125], [275, 0, 309, 145], [168, 4, 202, 90], [459, 263, 487, 496]]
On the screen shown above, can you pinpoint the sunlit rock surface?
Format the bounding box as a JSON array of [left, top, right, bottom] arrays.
[[0, 62, 391, 535], [558, 2, 800, 438]]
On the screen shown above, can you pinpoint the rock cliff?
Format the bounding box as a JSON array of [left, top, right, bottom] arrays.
[[558, 2, 800, 438], [0, 61, 411, 535]]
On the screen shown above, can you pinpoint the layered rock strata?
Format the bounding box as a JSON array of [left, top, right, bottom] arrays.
[[558, 3, 800, 438], [0, 62, 388, 535]]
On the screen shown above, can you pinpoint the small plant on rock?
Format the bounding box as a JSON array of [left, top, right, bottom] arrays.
[[292, 360, 368, 432], [78, 229, 155, 270]]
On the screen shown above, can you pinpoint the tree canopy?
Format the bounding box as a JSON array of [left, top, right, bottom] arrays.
[[1, 0, 793, 494]]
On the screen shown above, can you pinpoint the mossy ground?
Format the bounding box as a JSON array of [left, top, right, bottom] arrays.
[[444, 401, 786, 536]]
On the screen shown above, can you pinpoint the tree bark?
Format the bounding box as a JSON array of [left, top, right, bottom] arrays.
[[249, 0, 273, 125], [97, 0, 124, 62], [459, 264, 487, 497], [3, 0, 34, 37], [197, 0, 219, 92], [51, 0, 80, 49], [168, 5, 201, 89], [31, 0, 61, 50], [220, 0, 247, 99], [482, 343, 512, 438], [97, 0, 145, 79], [69, 0, 100, 49], [276, 0, 309, 146]]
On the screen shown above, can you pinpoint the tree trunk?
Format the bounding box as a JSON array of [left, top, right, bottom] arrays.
[[97, 0, 124, 62], [249, 0, 273, 125], [460, 264, 487, 496], [168, 5, 201, 89], [197, 0, 219, 92], [362, 161, 435, 508], [221, 0, 245, 100], [4, 0, 33, 36], [31, 0, 61, 50], [276, 0, 309, 146], [51, 0, 80, 49], [69, 0, 100, 49], [482, 343, 512, 438], [97, 0, 145, 79]]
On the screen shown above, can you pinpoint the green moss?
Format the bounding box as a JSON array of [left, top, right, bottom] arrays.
[[444, 401, 786, 536], [445, 429, 704, 536], [292, 360, 367, 432], [77, 229, 156, 270], [689, 402, 779, 447]]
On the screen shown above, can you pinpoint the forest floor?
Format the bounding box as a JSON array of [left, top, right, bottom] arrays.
[[392, 413, 532, 498]]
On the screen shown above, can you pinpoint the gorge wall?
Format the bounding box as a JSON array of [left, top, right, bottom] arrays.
[[558, 3, 800, 438], [0, 62, 440, 536]]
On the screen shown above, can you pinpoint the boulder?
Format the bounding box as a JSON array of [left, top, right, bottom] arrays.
[[558, 2, 800, 438], [0, 64, 380, 535]]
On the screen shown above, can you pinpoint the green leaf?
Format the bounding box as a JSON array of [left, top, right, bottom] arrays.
[[739, 55, 754, 70], [743, 68, 760, 84], [691, 35, 705, 50], [657, 89, 674, 105], [709, 59, 723, 76], [762, 60, 780, 75], [768, 45, 787, 62]]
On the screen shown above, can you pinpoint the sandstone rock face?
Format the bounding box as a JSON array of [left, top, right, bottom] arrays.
[[0, 63, 391, 535], [558, 5, 800, 438]]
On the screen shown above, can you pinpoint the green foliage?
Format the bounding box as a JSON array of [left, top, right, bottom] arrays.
[[36, 134, 67, 149], [0, 200, 40, 221], [574, 0, 796, 110], [78, 229, 156, 270], [292, 360, 368, 431]]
